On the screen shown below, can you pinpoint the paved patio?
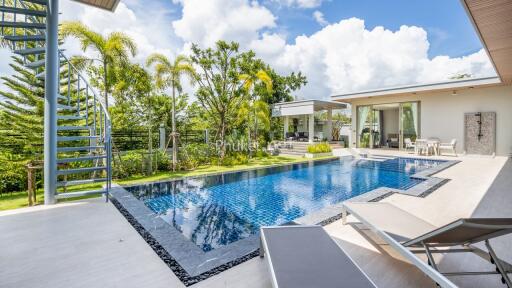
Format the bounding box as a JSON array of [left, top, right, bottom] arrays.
[[1, 152, 510, 288]]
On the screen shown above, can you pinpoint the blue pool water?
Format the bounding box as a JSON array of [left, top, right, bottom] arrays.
[[126, 157, 444, 252]]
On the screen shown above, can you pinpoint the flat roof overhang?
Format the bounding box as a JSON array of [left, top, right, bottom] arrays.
[[462, 0, 512, 84], [330, 76, 501, 102], [70, 0, 120, 11], [271, 100, 347, 117]]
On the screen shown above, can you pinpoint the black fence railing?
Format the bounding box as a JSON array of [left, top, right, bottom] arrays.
[[111, 129, 159, 151], [111, 128, 209, 151], [0, 128, 211, 155]]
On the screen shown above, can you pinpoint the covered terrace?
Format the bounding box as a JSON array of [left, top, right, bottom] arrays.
[[271, 100, 347, 143]]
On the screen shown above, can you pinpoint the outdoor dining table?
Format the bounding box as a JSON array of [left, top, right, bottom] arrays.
[[415, 138, 440, 156]]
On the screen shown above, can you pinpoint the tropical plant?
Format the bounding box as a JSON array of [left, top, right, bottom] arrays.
[[59, 21, 137, 110], [307, 143, 332, 154], [146, 53, 196, 171], [239, 67, 272, 151]]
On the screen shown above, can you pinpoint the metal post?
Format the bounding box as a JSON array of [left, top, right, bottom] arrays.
[[44, 0, 59, 205], [308, 114, 314, 143], [283, 116, 289, 140], [327, 108, 333, 141], [159, 123, 165, 151]]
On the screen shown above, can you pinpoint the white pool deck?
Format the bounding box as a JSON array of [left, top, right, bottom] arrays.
[[1, 151, 511, 288]]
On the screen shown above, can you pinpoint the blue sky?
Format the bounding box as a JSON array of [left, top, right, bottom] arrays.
[[0, 0, 496, 99], [266, 0, 483, 58]]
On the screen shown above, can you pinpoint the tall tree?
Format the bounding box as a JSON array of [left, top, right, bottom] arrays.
[[190, 41, 254, 158], [146, 54, 196, 171], [256, 68, 307, 104], [59, 21, 137, 110]]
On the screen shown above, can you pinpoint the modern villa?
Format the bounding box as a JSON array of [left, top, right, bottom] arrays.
[[332, 76, 511, 156], [1, 0, 512, 288]]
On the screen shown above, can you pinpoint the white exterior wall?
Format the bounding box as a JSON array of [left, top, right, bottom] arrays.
[[347, 85, 512, 156]]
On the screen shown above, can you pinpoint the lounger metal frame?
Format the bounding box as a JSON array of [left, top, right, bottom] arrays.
[[342, 205, 512, 288]]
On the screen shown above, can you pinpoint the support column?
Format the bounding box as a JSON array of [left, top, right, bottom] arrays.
[[326, 109, 333, 141], [283, 116, 289, 140], [308, 114, 314, 143], [44, 0, 59, 205]]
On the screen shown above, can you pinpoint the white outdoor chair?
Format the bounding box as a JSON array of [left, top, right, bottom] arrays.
[[439, 139, 457, 156], [404, 138, 416, 153], [415, 139, 429, 155]]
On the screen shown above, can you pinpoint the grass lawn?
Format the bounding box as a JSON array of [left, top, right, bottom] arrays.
[[0, 155, 336, 211]]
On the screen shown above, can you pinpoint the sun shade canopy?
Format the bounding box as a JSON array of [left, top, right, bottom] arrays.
[[462, 0, 512, 84]]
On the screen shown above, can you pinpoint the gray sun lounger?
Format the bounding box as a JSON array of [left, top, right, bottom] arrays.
[[342, 202, 512, 288], [259, 225, 376, 288]]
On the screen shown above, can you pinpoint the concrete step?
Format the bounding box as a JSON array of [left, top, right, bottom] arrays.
[[55, 189, 107, 200]]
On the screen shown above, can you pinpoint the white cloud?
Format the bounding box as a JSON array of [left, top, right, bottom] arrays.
[[249, 32, 287, 59], [313, 10, 328, 26], [60, 0, 180, 65], [274, 0, 324, 8], [0, 2, 497, 104], [266, 18, 495, 99], [172, 0, 276, 48]]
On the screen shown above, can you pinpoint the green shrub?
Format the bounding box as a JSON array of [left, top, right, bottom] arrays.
[[307, 142, 332, 154], [0, 160, 27, 194], [211, 152, 249, 166], [113, 151, 143, 178], [154, 150, 171, 171], [254, 149, 269, 158], [181, 143, 215, 165]]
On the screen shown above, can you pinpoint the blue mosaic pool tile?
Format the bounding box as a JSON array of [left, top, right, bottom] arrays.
[[126, 157, 446, 252]]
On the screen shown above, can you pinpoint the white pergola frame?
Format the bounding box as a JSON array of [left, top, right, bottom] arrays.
[[272, 100, 347, 143]]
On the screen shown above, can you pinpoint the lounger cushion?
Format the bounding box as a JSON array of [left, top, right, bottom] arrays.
[[344, 202, 436, 243], [261, 226, 375, 288]]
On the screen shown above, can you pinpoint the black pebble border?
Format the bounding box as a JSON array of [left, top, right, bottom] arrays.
[[316, 212, 344, 226], [110, 197, 260, 286], [418, 178, 450, 198]]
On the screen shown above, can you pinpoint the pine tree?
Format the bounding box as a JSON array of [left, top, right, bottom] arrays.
[[0, 56, 44, 159]]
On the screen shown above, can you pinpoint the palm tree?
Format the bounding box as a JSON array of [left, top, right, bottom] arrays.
[[60, 21, 137, 110], [239, 70, 272, 151], [146, 54, 196, 171]]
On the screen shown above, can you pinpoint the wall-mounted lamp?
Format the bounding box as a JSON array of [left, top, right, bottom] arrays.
[[452, 90, 458, 96]]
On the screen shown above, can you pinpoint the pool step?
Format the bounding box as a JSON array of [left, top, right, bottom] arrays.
[[57, 166, 107, 175], [55, 189, 107, 200], [57, 178, 108, 187]]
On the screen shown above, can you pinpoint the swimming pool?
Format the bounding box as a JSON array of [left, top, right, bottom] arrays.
[[125, 157, 445, 253]]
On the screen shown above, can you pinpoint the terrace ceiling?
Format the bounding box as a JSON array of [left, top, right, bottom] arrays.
[[462, 0, 512, 84], [70, 0, 120, 11]]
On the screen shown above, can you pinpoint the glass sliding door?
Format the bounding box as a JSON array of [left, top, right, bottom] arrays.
[[356, 106, 372, 148], [356, 106, 381, 148], [399, 102, 420, 149]]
